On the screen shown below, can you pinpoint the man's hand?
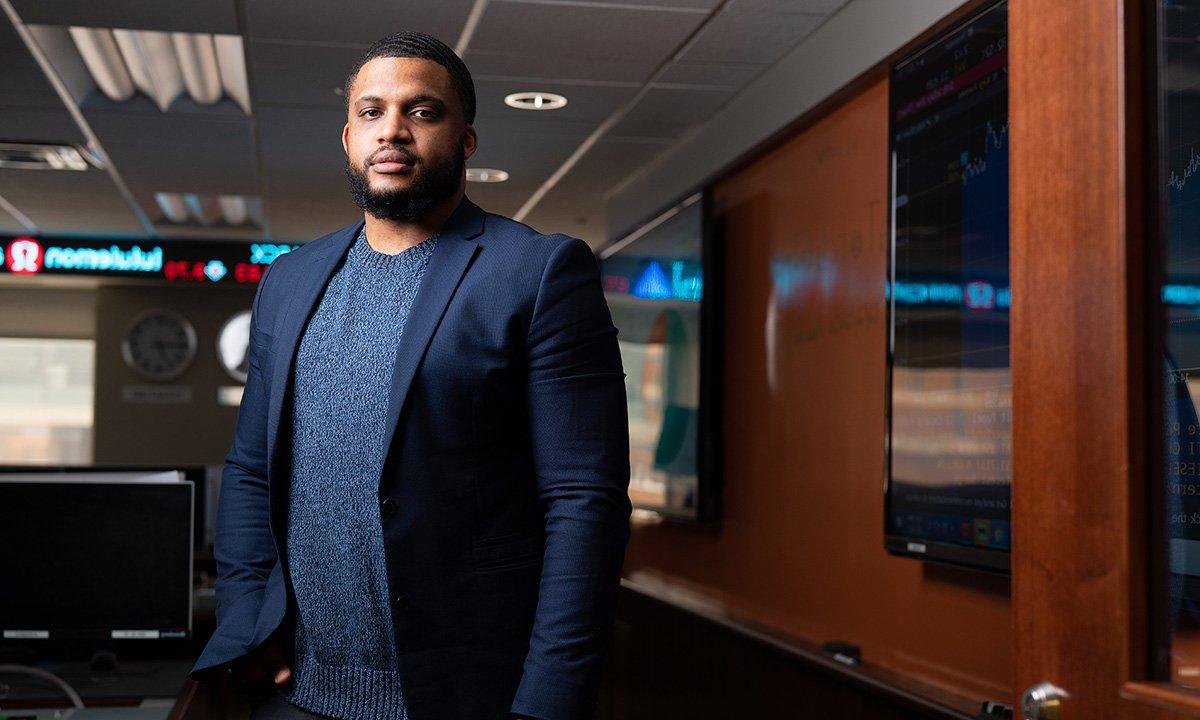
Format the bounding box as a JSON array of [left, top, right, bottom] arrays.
[[237, 634, 293, 686]]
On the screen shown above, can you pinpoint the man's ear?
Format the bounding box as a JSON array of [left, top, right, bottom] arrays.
[[341, 122, 350, 157], [462, 125, 477, 161]]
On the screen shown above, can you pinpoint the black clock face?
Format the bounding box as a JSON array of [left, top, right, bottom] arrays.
[[121, 310, 196, 381]]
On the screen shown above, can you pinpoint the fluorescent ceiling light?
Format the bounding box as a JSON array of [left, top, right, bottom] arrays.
[[466, 168, 509, 183], [504, 91, 568, 111], [152, 192, 259, 227], [65, 28, 250, 114], [171, 33, 222, 104], [183, 193, 221, 226], [154, 192, 188, 223], [111, 29, 182, 112], [67, 27, 134, 101], [214, 35, 250, 114], [218, 195, 247, 225]]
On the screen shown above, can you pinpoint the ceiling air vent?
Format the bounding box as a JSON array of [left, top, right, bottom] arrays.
[[0, 142, 102, 171]]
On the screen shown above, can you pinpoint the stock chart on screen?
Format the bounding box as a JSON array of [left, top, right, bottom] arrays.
[[886, 1, 1010, 571]]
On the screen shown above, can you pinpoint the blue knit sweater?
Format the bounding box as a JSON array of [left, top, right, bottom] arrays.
[[277, 226, 438, 719]]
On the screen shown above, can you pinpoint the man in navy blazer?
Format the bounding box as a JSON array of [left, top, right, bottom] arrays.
[[190, 31, 632, 720]]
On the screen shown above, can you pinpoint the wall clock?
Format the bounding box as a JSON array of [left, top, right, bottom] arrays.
[[216, 310, 252, 384], [120, 309, 197, 381]]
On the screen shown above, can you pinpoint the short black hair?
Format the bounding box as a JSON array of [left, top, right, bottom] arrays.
[[343, 31, 476, 125]]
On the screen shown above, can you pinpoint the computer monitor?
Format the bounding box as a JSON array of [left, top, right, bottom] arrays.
[[0, 473, 193, 641], [0, 464, 210, 552], [599, 189, 722, 522], [885, 0, 1011, 573]]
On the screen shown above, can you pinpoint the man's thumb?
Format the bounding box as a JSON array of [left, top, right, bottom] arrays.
[[274, 666, 292, 685]]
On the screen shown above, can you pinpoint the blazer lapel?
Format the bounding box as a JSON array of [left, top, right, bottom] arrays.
[[376, 196, 484, 482]]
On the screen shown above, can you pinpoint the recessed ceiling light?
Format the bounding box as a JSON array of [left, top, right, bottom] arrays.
[[504, 91, 568, 111], [466, 168, 509, 183]]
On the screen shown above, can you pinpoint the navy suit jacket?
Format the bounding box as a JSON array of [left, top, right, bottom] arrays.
[[190, 194, 633, 720]]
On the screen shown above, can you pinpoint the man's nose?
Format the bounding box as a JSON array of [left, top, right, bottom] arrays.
[[376, 111, 413, 144]]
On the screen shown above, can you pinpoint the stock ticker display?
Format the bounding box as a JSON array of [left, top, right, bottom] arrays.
[[0, 234, 295, 283], [886, 1, 1011, 565]]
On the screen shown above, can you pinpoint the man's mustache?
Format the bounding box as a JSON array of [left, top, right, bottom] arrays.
[[367, 146, 418, 167]]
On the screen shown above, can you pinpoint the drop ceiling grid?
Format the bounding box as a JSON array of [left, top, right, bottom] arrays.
[[0, 167, 145, 234], [0, 0, 853, 242]]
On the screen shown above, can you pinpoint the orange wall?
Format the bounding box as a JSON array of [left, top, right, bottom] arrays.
[[622, 78, 1013, 701]]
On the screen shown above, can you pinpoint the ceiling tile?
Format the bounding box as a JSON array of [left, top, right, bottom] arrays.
[[679, 7, 824, 65], [466, 49, 654, 84], [84, 105, 259, 195], [519, 188, 607, 247], [470, 116, 594, 185], [471, 2, 703, 64], [0, 167, 144, 235], [552, 137, 672, 196], [9, 0, 239, 33], [263, 193, 360, 242], [0, 107, 85, 144], [497, 0, 717, 9], [726, 0, 848, 13], [244, 0, 475, 44], [609, 85, 734, 139], [0, 22, 67, 108], [249, 41, 362, 109], [656, 60, 765, 88], [255, 105, 354, 239]]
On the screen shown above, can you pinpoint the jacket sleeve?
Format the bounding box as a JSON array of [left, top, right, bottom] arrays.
[[190, 258, 282, 679], [510, 236, 633, 720]]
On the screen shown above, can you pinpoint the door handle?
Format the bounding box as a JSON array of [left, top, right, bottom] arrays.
[[1021, 681, 1069, 720]]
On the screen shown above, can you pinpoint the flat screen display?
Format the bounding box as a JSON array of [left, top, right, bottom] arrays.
[[0, 478, 193, 640], [600, 191, 720, 521], [1157, 0, 1200, 678], [885, 0, 1010, 572]]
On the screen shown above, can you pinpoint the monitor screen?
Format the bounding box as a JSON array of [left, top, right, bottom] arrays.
[[0, 476, 193, 640], [1159, 0, 1200, 623], [885, 0, 1011, 572], [600, 191, 720, 521]]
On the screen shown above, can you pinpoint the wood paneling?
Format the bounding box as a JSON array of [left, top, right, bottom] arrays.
[[1004, 0, 1200, 716], [622, 77, 1013, 703], [597, 582, 974, 720]]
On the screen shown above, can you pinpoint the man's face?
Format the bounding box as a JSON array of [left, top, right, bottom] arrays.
[[342, 56, 477, 222]]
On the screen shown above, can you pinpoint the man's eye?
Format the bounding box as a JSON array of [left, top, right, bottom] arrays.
[[361, 109, 380, 118], [413, 108, 437, 119]]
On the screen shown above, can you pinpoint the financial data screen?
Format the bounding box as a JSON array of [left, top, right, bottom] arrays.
[[601, 197, 704, 519], [886, 1, 1010, 562], [1161, 0, 1200, 661]]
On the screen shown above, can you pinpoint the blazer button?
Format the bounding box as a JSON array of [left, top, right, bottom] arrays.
[[393, 595, 411, 611], [381, 498, 398, 517]]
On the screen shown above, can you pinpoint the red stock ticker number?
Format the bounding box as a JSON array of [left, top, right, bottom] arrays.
[[162, 260, 264, 283], [162, 260, 207, 282], [233, 262, 265, 283]]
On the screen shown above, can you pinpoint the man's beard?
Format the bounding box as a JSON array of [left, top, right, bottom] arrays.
[[345, 146, 464, 222]]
